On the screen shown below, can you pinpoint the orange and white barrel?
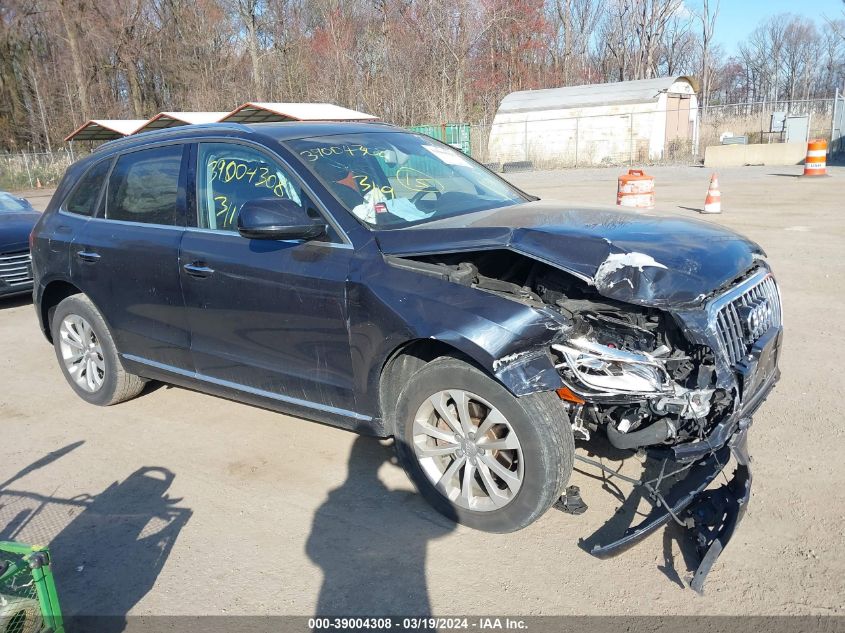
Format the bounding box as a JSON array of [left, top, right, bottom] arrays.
[[617, 169, 655, 209], [803, 139, 828, 177]]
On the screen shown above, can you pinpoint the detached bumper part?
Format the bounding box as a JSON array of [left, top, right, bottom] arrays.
[[585, 422, 753, 593], [686, 426, 751, 593]]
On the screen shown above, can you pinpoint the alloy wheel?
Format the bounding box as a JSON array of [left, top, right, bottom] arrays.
[[412, 389, 524, 511], [58, 314, 105, 393]]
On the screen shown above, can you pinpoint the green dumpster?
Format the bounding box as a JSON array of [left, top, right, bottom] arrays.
[[409, 124, 472, 156]]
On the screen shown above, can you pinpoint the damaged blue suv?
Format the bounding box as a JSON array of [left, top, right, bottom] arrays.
[[31, 122, 781, 590]]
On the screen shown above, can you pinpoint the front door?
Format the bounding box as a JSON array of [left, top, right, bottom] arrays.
[[180, 141, 358, 414], [72, 143, 191, 369], [665, 95, 692, 157]]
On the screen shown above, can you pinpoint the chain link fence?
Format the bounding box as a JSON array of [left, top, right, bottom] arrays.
[[465, 108, 698, 171], [832, 91, 844, 159], [0, 150, 76, 192], [417, 98, 836, 172], [699, 98, 835, 149], [472, 111, 697, 171], [0, 97, 839, 192]]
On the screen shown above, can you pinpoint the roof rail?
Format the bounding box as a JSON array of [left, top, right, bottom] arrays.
[[94, 122, 254, 152]]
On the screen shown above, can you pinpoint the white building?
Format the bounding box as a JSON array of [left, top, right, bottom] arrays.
[[487, 76, 699, 167]]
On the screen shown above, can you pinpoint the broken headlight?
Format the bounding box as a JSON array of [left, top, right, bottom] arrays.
[[552, 338, 671, 396]]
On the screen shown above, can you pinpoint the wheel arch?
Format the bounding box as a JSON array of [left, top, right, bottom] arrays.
[[39, 279, 84, 342], [377, 338, 494, 436]]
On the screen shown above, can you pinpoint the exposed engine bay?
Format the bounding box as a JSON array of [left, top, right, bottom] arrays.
[[386, 249, 735, 452], [387, 247, 782, 591]]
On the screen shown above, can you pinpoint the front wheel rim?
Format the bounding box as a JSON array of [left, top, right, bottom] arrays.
[[412, 389, 524, 512], [59, 314, 105, 393]]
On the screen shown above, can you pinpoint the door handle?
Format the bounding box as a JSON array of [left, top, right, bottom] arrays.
[[76, 250, 101, 262], [183, 262, 215, 278]]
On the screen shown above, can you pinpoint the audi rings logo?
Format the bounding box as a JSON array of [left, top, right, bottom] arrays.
[[738, 299, 771, 341]]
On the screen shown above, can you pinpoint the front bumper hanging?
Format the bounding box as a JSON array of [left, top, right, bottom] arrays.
[[574, 418, 753, 593]]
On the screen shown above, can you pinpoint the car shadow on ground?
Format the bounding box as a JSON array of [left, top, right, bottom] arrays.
[[0, 295, 31, 310], [0, 443, 191, 632], [306, 436, 455, 616]]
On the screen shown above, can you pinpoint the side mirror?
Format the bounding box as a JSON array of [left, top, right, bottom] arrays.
[[237, 198, 327, 241]]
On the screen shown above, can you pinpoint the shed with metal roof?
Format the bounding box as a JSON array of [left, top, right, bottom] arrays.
[[63, 119, 149, 142], [487, 76, 699, 167], [64, 104, 379, 143], [222, 103, 378, 124], [134, 112, 230, 132]]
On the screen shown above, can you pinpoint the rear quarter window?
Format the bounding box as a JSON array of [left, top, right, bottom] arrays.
[[63, 159, 112, 216], [106, 145, 183, 225]]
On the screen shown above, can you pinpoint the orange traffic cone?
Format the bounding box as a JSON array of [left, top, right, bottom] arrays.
[[702, 173, 721, 214], [35, 177, 42, 189]]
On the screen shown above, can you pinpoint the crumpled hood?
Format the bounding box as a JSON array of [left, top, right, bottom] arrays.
[[374, 201, 764, 308], [0, 212, 39, 253]]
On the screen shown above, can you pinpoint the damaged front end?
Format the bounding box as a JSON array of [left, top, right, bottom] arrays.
[[549, 264, 782, 591], [385, 247, 782, 591], [556, 265, 783, 591]]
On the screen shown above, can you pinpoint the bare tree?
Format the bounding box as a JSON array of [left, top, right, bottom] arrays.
[[821, 18, 845, 92], [0, 0, 843, 151], [232, 0, 266, 100], [782, 17, 819, 101], [549, 0, 602, 84], [53, 0, 90, 117], [695, 0, 720, 112], [598, 0, 635, 81], [659, 9, 695, 77], [631, 0, 684, 79]]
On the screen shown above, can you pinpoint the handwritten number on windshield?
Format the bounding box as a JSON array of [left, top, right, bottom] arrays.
[[395, 167, 441, 193], [299, 145, 388, 163]]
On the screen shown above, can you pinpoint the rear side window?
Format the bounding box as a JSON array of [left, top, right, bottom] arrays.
[[64, 159, 111, 216], [107, 145, 183, 225]]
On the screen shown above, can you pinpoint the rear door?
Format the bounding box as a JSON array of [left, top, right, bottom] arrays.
[[179, 141, 358, 413], [71, 143, 192, 369], [33, 158, 112, 300]]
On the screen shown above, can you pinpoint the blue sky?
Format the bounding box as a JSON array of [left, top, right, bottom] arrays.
[[714, 0, 844, 53]]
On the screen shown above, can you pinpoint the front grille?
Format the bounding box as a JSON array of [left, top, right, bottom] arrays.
[[713, 272, 782, 366], [0, 250, 33, 288]]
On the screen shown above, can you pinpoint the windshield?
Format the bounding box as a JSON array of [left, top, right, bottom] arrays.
[[286, 132, 527, 229], [0, 192, 34, 214]]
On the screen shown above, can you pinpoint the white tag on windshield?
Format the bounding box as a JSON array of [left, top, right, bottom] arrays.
[[422, 144, 469, 166]]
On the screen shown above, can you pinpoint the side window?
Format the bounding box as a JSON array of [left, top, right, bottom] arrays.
[[106, 145, 183, 225], [64, 159, 111, 216], [196, 142, 339, 241]]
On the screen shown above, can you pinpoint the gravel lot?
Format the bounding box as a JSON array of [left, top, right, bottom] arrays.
[[1, 165, 843, 618]]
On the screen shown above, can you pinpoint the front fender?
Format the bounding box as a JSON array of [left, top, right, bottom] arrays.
[[349, 259, 569, 415]]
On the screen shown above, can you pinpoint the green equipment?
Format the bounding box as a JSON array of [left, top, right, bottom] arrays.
[[409, 123, 472, 156], [0, 542, 63, 633]]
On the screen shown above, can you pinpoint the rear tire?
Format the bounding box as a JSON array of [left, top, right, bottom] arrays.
[[51, 294, 146, 406], [394, 357, 574, 532]]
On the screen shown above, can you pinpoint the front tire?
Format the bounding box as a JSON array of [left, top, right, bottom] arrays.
[[394, 357, 574, 532], [51, 294, 146, 406]]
